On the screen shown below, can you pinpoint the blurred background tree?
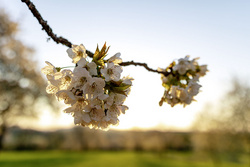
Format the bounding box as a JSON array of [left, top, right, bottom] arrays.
[[0, 11, 58, 150], [192, 78, 250, 165]]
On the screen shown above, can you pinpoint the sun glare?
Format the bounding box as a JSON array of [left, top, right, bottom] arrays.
[[34, 110, 74, 131]]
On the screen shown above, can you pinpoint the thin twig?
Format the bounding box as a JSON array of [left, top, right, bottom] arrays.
[[21, 0, 167, 75], [120, 61, 170, 76]]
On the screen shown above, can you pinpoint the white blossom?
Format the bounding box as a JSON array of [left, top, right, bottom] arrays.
[[173, 56, 190, 75], [46, 73, 61, 89], [65, 97, 87, 113], [101, 62, 122, 81], [117, 105, 128, 114], [56, 90, 76, 105], [46, 84, 58, 94], [104, 93, 126, 109], [82, 112, 92, 123], [168, 99, 178, 107], [187, 81, 201, 96], [51, 69, 73, 90], [77, 58, 97, 76], [106, 104, 121, 119], [86, 62, 97, 76], [59, 70, 73, 89], [182, 95, 193, 106], [73, 110, 82, 125], [42, 44, 132, 130], [122, 76, 133, 85], [108, 53, 122, 64], [114, 94, 127, 105], [72, 67, 92, 89], [44, 69, 73, 93], [120, 76, 133, 95], [83, 77, 105, 99], [84, 98, 103, 112], [89, 108, 105, 121], [170, 86, 178, 98], [67, 44, 87, 64], [41, 61, 57, 75], [77, 57, 87, 67], [177, 88, 189, 102], [98, 118, 110, 129], [73, 110, 91, 125], [188, 57, 199, 71], [198, 65, 208, 77]]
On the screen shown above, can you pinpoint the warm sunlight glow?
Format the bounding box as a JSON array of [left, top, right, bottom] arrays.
[[2, 0, 250, 132], [34, 110, 74, 131]]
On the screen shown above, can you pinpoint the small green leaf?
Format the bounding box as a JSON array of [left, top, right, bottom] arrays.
[[113, 84, 131, 92], [93, 45, 100, 61], [105, 80, 131, 96], [96, 59, 105, 66], [100, 42, 110, 57]]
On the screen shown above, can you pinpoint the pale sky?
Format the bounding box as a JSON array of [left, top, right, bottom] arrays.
[[1, 0, 250, 131]]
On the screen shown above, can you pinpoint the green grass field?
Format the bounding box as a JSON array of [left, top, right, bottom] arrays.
[[0, 151, 249, 167]]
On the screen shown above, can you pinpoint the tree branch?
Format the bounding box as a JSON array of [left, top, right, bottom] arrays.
[[21, 0, 168, 75], [120, 61, 170, 76], [21, 0, 72, 47]]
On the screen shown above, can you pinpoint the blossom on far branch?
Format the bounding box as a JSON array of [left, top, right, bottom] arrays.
[[159, 55, 208, 107], [42, 43, 133, 130]]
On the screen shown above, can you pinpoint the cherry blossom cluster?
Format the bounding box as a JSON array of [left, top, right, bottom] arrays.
[[42, 43, 133, 130], [159, 56, 208, 107]]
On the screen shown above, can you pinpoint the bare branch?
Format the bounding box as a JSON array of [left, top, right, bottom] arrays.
[[21, 0, 168, 75], [120, 61, 170, 76], [21, 0, 72, 47], [20, 0, 94, 57]]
